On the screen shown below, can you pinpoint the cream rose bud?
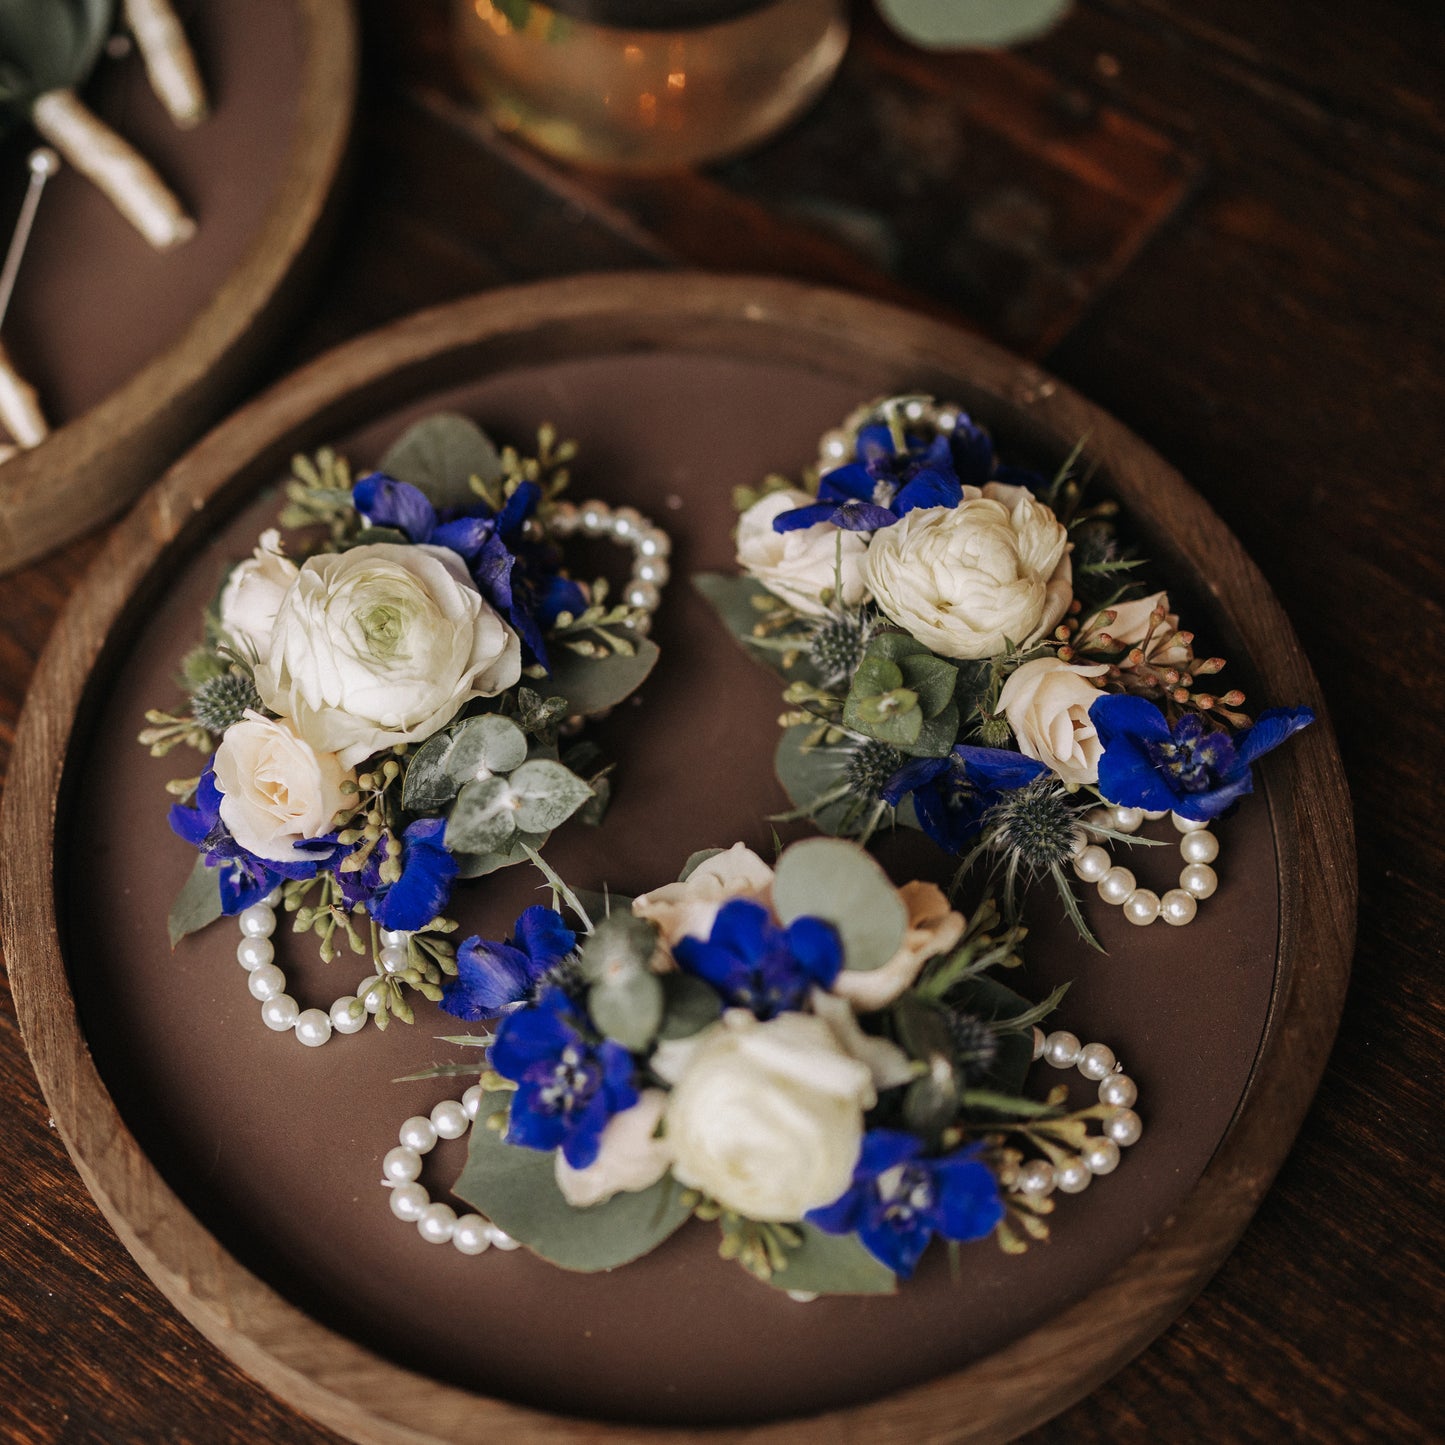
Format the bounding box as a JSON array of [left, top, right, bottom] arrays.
[[831, 881, 967, 1013], [555, 1090, 672, 1208], [1092, 590, 1190, 664], [218, 529, 298, 664], [999, 656, 1111, 787], [863, 496, 1071, 660], [654, 1009, 874, 1222], [255, 542, 520, 769], [631, 843, 775, 947], [212, 711, 353, 862], [736, 488, 869, 618]]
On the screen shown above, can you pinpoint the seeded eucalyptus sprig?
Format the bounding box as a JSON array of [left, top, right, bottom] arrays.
[[278, 446, 358, 544]]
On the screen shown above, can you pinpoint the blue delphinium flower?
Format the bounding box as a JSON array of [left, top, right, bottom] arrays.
[[168, 765, 338, 913], [807, 1129, 1004, 1278], [1091, 694, 1314, 822], [441, 905, 578, 1020], [880, 745, 1047, 854], [369, 818, 460, 933], [672, 898, 843, 1018], [489, 988, 638, 1169]]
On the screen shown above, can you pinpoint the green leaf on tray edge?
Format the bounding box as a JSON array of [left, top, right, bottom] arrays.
[[168, 854, 223, 947], [378, 412, 504, 511]]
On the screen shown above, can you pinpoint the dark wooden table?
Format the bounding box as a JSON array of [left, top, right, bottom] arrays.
[[2, 1, 1441, 1440]]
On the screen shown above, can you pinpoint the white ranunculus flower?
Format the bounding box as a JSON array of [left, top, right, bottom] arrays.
[[830, 881, 967, 1013], [736, 488, 869, 618], [254, 542, 520, 769], [555, 1090, 672, 1208], [212, 710, 353, 862], [1090, 590, 1190, 665], [862, 497, 1071, 660], [631, 843, 775, 948], [654, 1009, 874, 1222], [999, 656, 1110, 787], [218, 529, 298, 665]]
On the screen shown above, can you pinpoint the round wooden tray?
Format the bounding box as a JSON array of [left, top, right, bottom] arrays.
[[2, 275, 1354, 1443], [0, 0, 357, 574]]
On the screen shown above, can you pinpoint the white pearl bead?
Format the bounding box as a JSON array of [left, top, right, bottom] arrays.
[[1082, 1137, 1121, 1175], [902, 398, 927, 422], [1055, 1157, 1092, 1194], [485, 1223, 521, 1250], [237, 936, 273, 971], [248, 963, 286, 1001], [388, 1182, 429, 1222], [378, 928, 409, 948], [379, 945, 409, 974], [548, 500, 578, 535], [627, 611, 651, 638], [1098, 866, 1136, 906], [1180, 830, 1219, 865], [625, 579, 661, 611], [1171, 811, 1210, 833], [1073, 845, 1111, 882], [634, 556, 669, 586], [787, 1291, 819, 1304], [636, 529, 671, 559], [1105, 1107, 1143, 1147], [1017, 1159, 1055, 1196], [1099, 1073, 1138, 1109], [1141, 808, 1168, 821], [935, 409, 959, 432], [1077, 1042, 1116, 1081], [462, 1084, 485, 1119], [329, 996, 367, 1034], [431, 1100, 470, 1140], [294, 1008, 332, 1047], [820, 429, 850, 461], [1064, 825, 1089, 859], [1044, 1030, 1081, 1068], [579, 501, 611, 536], [610, 505, 643, 538], [382, 1146, 423, 1184], [399, 1116, 438, 1153], [359, 978, 383, 1013], [1110, 806, 1144, 834], [417, 1203, 457, 1244], [452, 1214, 492, 1255], [262, 887, 284, 907], [1160, 888, 1198, 926], [1180, 862, 1218, 899], [239, 903, 276, 938], [1123, 887, 1161, 926], [1031, 1026, 1046, 1061], [261, 994, 299, 1031]]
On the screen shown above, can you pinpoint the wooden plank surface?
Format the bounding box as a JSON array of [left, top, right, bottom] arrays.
[[0, 0, 1440, 1440]]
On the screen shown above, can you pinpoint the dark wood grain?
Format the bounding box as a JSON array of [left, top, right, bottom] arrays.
[[0, 0, 1439, 1440]]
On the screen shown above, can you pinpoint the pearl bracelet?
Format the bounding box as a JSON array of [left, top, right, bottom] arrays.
[[1069, 805, 1221, 927], [381, 1085, 519, 1253], [546, 499, 671, 634], [1005, 1026, 1144, 1199]]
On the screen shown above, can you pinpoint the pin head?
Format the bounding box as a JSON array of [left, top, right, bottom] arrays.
[[28, 149, 60, 179]]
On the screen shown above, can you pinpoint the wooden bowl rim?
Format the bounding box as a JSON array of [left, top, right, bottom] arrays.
[[2, 273, 1356, 1444], [0, 0, 358, 574]]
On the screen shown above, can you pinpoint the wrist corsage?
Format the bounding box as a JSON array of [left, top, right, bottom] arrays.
[[696, 395, 1314, 946], [141, 412, 670, 1040]]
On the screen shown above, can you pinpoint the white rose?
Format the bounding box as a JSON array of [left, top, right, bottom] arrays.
[[654, 1009, 874, 1221], [212, 710, 353, 862], [631, 843, 775, 947], [831, 881, 966, 1012], [555, 1090, 672, 1208], [862, 497, 1071, 659], [736, 489, 869, 618], [999, 656, 1110, 787], [254, 543, 520, 769], [1090, 590, 1190, 665], [218, 529, 297, 665]]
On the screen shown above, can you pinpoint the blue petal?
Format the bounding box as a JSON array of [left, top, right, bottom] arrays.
[[1096, 729, 1178, 812], [441, 939, 534, 1019], [784, 915, 844, 987], [538, 575, 587, 628], [496, 481, 540, 541], [806, 1187, 863, 1235], [948, 417, 995, 485], [372, 820, 459, 932], [893, 469, 962, 516], [817, 462, 877, 505], [1236, 706, 1315, 767], [879, 756, 948, 808], [431, 514, 495, 562], [773, 501, 848, 532], [352, 472, 438, 543], [1089, 692, 1173, 748], [953, 745, 1047, 792], [513, 905, 577, 969], [934, 1151, 1005, 1243], [708, 898, 772, 959], [504, 1095, 568, 1154], [855, 424, 897, 463]]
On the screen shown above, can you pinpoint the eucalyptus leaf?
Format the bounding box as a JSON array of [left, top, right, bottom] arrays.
[[403, 715, 529, 812], [444, 775, 519, 855], [876, 0, 1071, 51], [532, 638, 660, 716], [0, 0, 112, 122], [377, 412, 504, 510], [167, 854, 222, 948], [656, 972, 723, 1040], [453, 1093, 693, 1271], [761, 1223, 896, 1296], [772, 837, 907, 972], [899, 653, 959, 718], [507, 759, 593, 833], [451, 830, 550, 879], [843, 688, 922, 747], [774, 726, 854, 835], [588, 969, 664, 1052]]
